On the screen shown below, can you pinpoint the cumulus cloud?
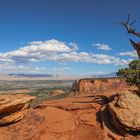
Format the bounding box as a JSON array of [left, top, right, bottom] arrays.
[[68, 42, 79, 51], [3, 39, 77, 64], [0, 63, 47, 74], [93, 43, 111, 51], [22, 39, 73, 53], [93, 71, 106, 75], [51, 67, 71, 74], [7, 39, 73, 57], [119, 50, 138, 58], [43, 52, 130, 65], [0, 39, 134, 73], [89, 54, 131, 65]]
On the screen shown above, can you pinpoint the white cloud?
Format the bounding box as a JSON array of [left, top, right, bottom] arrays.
[[29, 41, 43, 45], [0, 62, 72, 74], [2, 39, 77, 64], [45, 52, 130, 65], [51, 67, 71, 74], [8, 39, 73, 56], [68, 42, 79, 51], [90, 54, 131, 65], [93, 71, 106, 75], [0, 39, 134, 74], [0, 53, 13, 63], [0, 63, 47, 74], [93, 43, 111, 51], [119, 50, 138, 58]]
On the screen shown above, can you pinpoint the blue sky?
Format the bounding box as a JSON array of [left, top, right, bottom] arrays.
[[0, 0, 139, 75]]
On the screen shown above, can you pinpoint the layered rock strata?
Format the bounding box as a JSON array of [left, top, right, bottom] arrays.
[[72, 78, 127, 95], [108, 91, 140, 135], [0, 94, 35, 125]]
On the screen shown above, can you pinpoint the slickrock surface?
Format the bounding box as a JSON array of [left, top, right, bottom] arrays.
[[0, 94, 35, 125], [108, 91, 140, 134], [0, 85, 140, 140], [0, 95, 107, 140]]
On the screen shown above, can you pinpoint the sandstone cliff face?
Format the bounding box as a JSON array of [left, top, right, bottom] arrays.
[[72, 78, 127, 94]]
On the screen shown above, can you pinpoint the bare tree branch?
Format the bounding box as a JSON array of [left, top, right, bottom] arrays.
[[117, 14, 140, 58], [118, 13, 140, 38], [118, 14, 140, 85], [126, 12, 130, 24]]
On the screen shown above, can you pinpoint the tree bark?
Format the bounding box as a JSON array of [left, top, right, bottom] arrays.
[[130, 39, 140, 59]]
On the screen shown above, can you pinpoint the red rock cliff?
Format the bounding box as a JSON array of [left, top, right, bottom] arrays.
[[72, 77, 127, 94]]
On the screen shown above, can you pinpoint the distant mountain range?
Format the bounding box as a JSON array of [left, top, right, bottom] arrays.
[[93, 72, 117, 78], [0, 72, 117, 81], [8, 72, 117, 78], [8, 73, 53, 78]]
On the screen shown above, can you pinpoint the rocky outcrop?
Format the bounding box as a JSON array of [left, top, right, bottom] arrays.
[[0, 86, 139, 140], [72, 77, 127, 95], [0, 94, 35, 125], [108, 91, 140, 135], [0, 95, 108, 140], [1, 92, 139, 140], [50, 89, 65, 96]]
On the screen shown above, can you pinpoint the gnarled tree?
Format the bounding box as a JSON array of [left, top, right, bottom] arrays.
[[118, 13, 140, 85], [118, 13, 140, 58]]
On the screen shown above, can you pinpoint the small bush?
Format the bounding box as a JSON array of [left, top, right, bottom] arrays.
[[116, 60, 140, 84]]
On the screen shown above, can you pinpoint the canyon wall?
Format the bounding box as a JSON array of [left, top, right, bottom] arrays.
[[72, 77, 128, 94]]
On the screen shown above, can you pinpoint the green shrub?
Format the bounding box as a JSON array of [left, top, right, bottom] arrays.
[[116, 60, 140, 84]]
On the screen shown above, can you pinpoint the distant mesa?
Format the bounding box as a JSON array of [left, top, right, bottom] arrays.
[[72, 77, 127, 95]]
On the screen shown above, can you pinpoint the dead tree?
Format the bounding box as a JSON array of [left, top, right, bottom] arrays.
[[117, 13, 140, 58], [130, 40, 140, 59], [117, 13, 140, 85]]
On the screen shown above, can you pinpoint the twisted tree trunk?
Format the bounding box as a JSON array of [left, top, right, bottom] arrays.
[[130, 40, 140, 59], [118, 13, 140, 91], [130, 40, 140, 91]]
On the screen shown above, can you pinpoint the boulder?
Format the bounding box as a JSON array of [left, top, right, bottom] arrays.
[[0, 94, 35, 125], [50, 89, 65, 96], [108, 91, 140, 133]]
